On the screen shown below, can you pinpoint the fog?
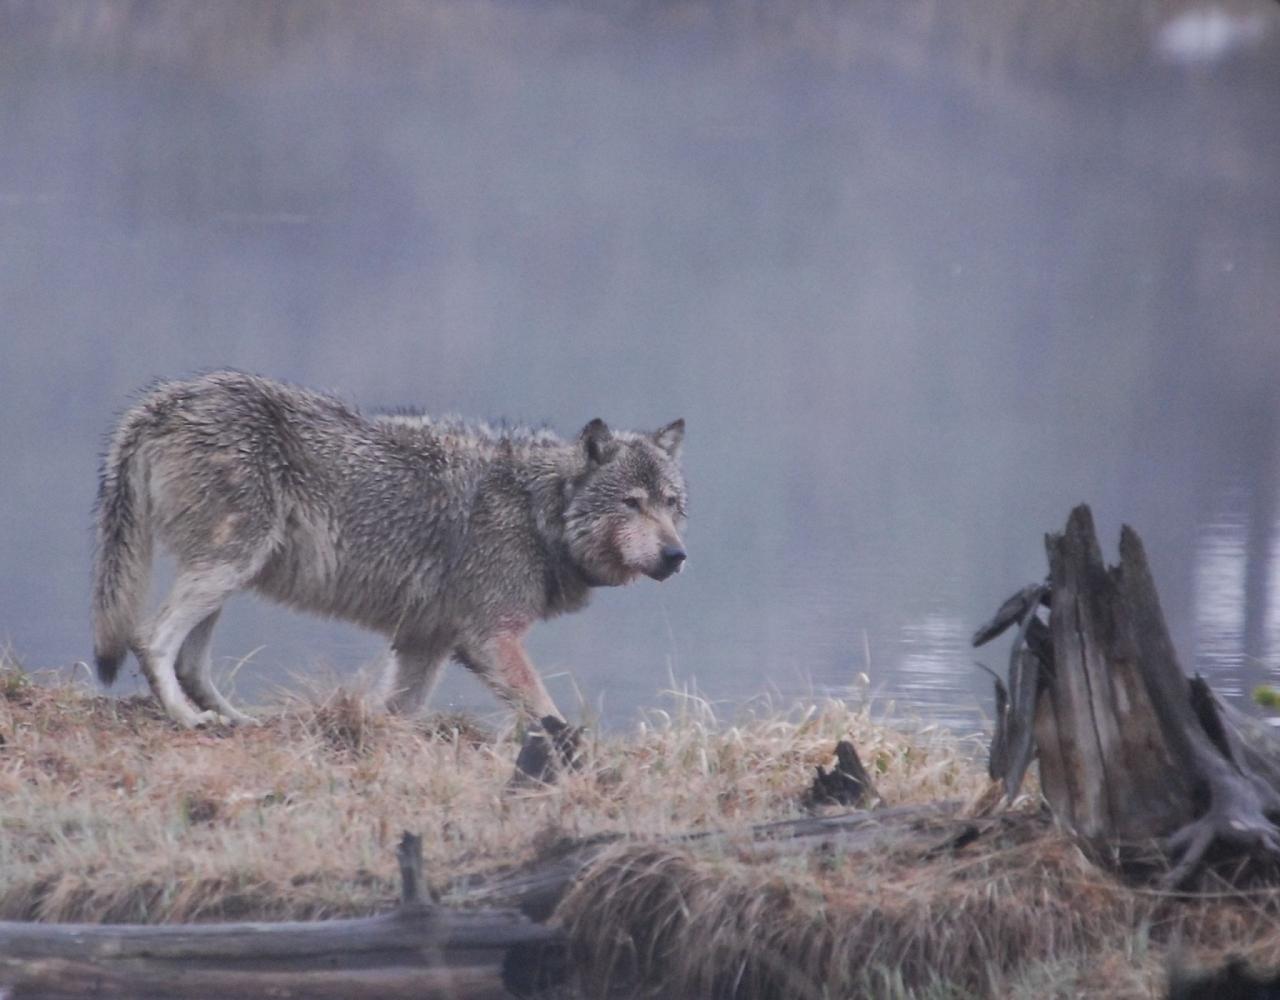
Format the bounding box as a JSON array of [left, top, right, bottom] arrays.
[[2, 1, 1278, 727]]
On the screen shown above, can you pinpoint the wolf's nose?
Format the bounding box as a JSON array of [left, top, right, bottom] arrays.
[[661, 546, 687, 572]]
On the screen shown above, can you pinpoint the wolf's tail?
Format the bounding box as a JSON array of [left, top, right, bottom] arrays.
[[92, 406, 155, 685]]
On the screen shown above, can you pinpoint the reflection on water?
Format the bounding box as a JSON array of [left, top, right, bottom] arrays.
[[1192, 487, 1250, 697], [1267, 522, 1280, 680], [896, 612, 976, 728], [1, 3, 1279, 728]]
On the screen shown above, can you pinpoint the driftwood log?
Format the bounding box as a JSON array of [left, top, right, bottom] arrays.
[[976, 504, 1280, 888], [0, 959, 525, 1000], [0, 833, 563, 1000], [0, 803, 997, 998]]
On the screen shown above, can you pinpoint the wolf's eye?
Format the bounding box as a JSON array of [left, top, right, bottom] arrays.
[[622, 496, 643, 510], [664, 495, 680, 509]]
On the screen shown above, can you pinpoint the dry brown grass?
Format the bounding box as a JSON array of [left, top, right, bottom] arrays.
[[0, 655, 978, 925], [4, 653, 1280, 998], [561, 822, 1280, 999]]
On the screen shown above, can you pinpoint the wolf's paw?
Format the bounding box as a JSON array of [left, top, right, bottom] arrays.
[[217, 707, 260, 728], [180, 709, 223, 729], [511, 716, 585, 786], [182, 708, 258, 729]]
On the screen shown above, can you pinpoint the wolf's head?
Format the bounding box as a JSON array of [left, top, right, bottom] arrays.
[[565, 418, 688, 587]]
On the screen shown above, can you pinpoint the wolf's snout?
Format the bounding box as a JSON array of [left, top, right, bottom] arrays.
[[659, 545, 687, 576], [643, 545, 687, 582]]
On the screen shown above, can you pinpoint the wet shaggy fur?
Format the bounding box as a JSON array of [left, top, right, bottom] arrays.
[[93, 371, 688, 728]]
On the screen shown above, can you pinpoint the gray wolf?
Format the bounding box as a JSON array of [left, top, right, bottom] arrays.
[[92, 371, 687, 728]]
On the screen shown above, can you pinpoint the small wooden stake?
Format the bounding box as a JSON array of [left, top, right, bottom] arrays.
[[397, 831, 425, 907]]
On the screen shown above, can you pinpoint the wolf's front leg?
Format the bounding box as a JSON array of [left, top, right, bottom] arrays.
[[459, 633, 562, 724]]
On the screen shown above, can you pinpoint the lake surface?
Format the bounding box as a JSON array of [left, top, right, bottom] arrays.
[[2, 2, 1278, 729]]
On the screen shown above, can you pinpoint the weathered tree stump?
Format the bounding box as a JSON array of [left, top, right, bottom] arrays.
[[976, 504, 1280, 887]]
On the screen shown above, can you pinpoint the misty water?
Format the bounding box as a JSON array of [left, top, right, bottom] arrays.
[[2, 4, 1278, 729]]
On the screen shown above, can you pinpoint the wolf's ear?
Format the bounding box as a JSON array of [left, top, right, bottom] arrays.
[[653, 419, 684, 459], [579, 418, 614, 466]]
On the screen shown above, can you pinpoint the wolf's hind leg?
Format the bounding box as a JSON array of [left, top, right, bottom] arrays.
[[141, 562, 260, 728], [175, 609, 257, 725], [380, 643, 449, 716], [458, 634, 562, 724]]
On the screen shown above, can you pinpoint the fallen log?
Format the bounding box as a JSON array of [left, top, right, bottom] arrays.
[[0, 906, 555, 971], [0, 797, 984, 998], [975, 504, 1280, 888], [0, 833, 563, 999], [0, 958, 517, 1000]]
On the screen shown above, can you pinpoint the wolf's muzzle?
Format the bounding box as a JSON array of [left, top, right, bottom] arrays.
[[649, 545, 687, 581]]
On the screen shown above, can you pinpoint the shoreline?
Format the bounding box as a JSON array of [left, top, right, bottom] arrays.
[[3, 655, 1276, 997]]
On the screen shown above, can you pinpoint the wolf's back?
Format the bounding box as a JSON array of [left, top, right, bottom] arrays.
[[92, 401, 157, 684]]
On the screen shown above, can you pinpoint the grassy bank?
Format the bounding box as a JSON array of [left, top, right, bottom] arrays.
[[3, 655, 1279, 997], [0, 656, 978, 922]]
